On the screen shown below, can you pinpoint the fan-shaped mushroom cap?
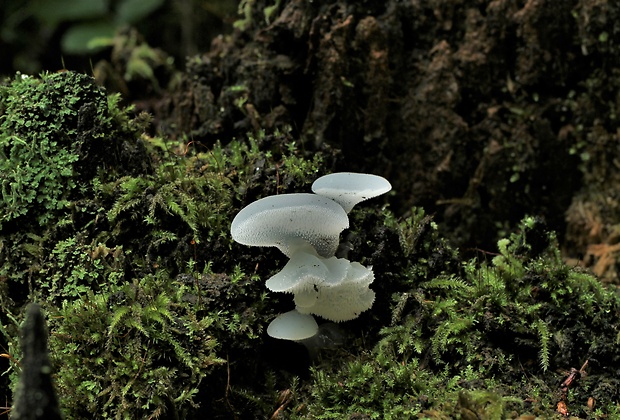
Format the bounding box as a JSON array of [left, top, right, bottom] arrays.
[[312, 172, 392, 213], [267, 309, 318, 340], [265, 249, 350, 309], [296, 261, 375, 322], [231, 193, 349, 257], [265, 250, 348, 292]]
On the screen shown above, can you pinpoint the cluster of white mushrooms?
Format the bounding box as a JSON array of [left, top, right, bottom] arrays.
[[230, 172, 391, 341]]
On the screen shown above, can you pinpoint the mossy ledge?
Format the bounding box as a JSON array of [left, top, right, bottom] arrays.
[[1, 71, 619, 418]]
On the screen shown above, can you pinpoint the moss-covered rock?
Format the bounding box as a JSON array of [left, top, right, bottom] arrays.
[[0, 71, 150, 230]]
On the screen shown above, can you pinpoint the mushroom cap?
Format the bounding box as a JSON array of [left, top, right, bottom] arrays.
[[267, 309, 318, 340], [230, 193, 349, 257], [266, 249, 351, 309], [265, 249, 348, 293], [311, 172, 392, 213], [296, 262, 375, 322]]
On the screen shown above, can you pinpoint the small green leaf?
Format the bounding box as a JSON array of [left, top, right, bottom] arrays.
[[115, 0, 165, 25], [61, 21, 116, 54], [31, 0, 108, 26]]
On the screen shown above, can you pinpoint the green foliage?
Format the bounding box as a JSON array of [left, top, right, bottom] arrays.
[[102, 129, 323, 274], [385, 206, 438, 258], [107, 157, 233, 245], [30, 0, 165, 54], [0, 74, 325, 416], [0, 71, 148, 230], [195, 128, 322, 195], [37, 237, 126, 301], [304, 354, 519, 419], [532, 319, 551, 372], [48, 271, 223, 419], [382, 215, 620, 375], [299, 215, 620, 418], [103, 131, 277, 273], [0, 72, 98, 227], [234, 0, 257, 31], [279, 141, 323, 189]]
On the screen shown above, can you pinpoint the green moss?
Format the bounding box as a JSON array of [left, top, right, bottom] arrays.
[[0, 70, 329, 417], [38, 236, 127, 301], [3, 70, 618, 418], [47, 271, 223, 419], [0, 72, 89, 226], [303, 356, 523, 419], [0, 71, 149, 229], [296, 214, 620, 418]]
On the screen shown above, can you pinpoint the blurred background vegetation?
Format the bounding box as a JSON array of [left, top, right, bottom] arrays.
[[0, 0, 240, 75]]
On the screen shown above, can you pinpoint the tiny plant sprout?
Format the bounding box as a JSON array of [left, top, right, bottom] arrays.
[[267, 309, 319, 340], [230, 193, 349, 257], [311, 172, 392, 213]]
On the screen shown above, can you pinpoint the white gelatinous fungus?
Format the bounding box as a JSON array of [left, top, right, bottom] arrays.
[[232, 172, 391, 341], [230, 193, 349, 257], [267, 309, 318, 340], [266, 248, 375, 322], [296, 260, 375, 322], [311, 172, 392, 213], [265, 249, 350, 309]]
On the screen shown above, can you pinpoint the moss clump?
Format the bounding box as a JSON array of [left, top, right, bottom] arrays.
[[296, 215, 620, 418], [48, 272, 223, 419], [0, 71, 150, 229], [0, 71, 331, 417]]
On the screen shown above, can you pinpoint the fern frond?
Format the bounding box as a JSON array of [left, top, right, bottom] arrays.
[[108, 305, 130, 336]]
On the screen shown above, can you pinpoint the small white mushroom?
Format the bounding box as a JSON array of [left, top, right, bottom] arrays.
[[312, 172, 392, 213], [296, 261, 375, 322], [267, 309, 318, 340], [230, 193, 349, 257], [265, 248, 348, 292], [265, 248, 351, 309]]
